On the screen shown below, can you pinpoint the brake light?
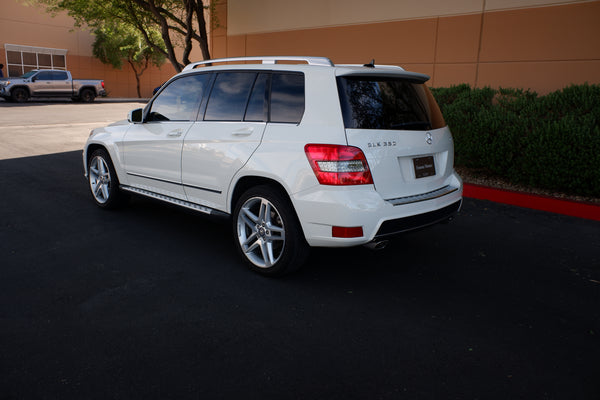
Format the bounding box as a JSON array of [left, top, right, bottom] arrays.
[[304, 144, 373, 185], [101, 81, 105, 88]]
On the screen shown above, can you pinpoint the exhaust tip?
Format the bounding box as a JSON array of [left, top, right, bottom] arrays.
[[364, 240, 389, 251]]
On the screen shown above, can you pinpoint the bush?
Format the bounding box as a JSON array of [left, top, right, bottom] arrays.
[[431, 84, 600, 197]]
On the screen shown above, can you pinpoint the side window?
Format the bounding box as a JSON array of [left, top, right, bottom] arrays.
[[204, 72, 257, 121], [270, 73, 305, 124], [36, 71, 52, 80], [147, 74, 210, 122], [244, 73, 268, 122], [53, 71, 68, 80]]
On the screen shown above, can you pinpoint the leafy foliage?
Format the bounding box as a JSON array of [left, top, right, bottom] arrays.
[[34, 0, 212, 72], [93, 24, 166, 97], [431, 84, 600, 197], [93, 24, 163, 69]]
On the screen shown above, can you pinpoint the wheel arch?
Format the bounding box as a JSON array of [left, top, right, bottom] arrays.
[[79, 86, 97, 95], [10, 85, 31, 100], [10, 85, 30, 94], [229, 174, 310, 243], [230, 176, 288, 214], [84, 143, 127, 185]]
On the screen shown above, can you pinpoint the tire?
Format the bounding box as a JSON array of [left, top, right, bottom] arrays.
[[87, 149, 127, 209], [79, 88, 95, 103], [233, 185, 310, 276], [11, 87, 29, 103]]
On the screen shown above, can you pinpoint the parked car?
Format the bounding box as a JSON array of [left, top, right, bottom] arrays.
[[0, 69, 105, 102], [83, 56, 462, 276]]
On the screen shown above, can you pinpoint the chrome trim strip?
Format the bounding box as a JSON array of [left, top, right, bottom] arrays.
[[127, 172, 221, 194], [120, 185, 227, 217], [386, 185, 459, 206]]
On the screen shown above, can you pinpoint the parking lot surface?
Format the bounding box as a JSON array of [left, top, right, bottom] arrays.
[[1, 101, 599, 399]]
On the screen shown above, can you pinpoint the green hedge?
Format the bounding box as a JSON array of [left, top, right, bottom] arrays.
[[431, 84, 600, 198]]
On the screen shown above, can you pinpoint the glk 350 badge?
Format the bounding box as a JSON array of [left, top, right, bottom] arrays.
[[367, 141, 397, 148]]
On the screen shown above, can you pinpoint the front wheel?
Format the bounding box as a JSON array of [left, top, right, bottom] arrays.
[[88, 149, 126, 209], [11, 88, 29, 103], [233, 185, 309, 276]]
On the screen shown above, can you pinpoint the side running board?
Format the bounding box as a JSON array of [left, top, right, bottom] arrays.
[[120, 185, 229, 218]]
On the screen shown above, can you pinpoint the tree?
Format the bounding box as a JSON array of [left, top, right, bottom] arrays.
[[130, 0, 212, 72], [34, 0, 213, 73], [93, 24, 166, 98]]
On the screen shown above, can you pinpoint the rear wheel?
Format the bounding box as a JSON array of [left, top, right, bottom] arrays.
[[233, 185, 309, 276], [88, 149, 126, 209], [79, 88, 95, 103], [11, 88, 29, 103]]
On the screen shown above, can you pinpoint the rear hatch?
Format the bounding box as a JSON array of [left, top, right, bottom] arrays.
[[337, 71, 456, 201]]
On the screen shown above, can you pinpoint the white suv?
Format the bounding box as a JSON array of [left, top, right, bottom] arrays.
[[83, 56, 462, 276]]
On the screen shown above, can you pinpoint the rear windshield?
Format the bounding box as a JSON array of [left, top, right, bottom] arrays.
[[337, 76, 432, 131]]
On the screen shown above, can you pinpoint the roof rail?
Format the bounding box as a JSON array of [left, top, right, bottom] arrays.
[[183, 56, 334, 71]]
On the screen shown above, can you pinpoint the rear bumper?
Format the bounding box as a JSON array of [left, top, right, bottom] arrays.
[[292, 171, 463, 247], [374, 199, 462, 238]]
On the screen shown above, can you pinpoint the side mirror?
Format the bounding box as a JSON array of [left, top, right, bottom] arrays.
[[128, 108, 144, 123]]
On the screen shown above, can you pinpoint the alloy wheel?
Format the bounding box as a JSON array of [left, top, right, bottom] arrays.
[[236, 196, 286, 268], [89, 155, 111, 204]]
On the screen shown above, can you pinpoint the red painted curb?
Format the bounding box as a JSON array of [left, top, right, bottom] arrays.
[[463, 183, 600, 222]]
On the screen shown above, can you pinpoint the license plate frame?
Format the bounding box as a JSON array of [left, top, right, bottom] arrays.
[[413, 156, 436, 179]]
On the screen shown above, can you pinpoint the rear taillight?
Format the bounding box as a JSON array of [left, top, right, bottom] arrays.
[[101, 81, 105, 88], [304, 144, 373, 185]]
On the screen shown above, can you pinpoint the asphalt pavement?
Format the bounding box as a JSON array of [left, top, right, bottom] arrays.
[[1, 101, 599, 399]]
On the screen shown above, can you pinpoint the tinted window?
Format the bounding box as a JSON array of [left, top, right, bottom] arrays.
[[270, 73, 304, 123], [205, 72, 256, 121], [244, 74, 268, 122], [36, 71, 52, 80], [147, 74, 210, 122], [52, 71, 68, 80], [337, 77, 432, 131]]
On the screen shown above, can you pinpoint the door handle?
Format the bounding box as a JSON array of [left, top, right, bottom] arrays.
[[167, 129, 183, 137], [232, 127, 254, 136]]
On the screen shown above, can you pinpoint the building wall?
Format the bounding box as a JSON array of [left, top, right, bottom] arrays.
[[0, 0, 176, 98], [211, 0, 600, 93]]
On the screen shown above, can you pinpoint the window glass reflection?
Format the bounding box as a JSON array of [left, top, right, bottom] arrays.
[[205, 72, 257, 121], [270, 73, 304, 124], [337, 77, 432, 131], [148, 74, 210, 122], [244, 74, 268, 122]]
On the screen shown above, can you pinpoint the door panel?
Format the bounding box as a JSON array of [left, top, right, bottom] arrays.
[[181, 121, 266, 210], [123, 122, 192, 199], [122, 73, 211, 199], [181, 71, 267, 210], [31, 71, 70, 96]]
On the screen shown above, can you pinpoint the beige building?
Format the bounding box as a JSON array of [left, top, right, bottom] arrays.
[[2, 0, 599, 96], [212, 0, 600, 94]]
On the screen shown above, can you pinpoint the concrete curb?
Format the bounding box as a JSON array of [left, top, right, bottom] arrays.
[[463, 183, 600, 221], [96, 97, 150, 103]]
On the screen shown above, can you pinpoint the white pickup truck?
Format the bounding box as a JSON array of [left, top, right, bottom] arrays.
[[0, 70, 106, 103]]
